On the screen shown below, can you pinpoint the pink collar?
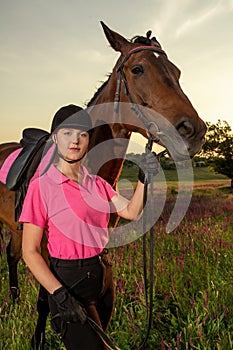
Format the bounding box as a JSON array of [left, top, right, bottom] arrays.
[[47, 164, 91, 185]]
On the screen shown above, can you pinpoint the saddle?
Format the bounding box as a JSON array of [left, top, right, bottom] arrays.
[[6, 128, 52, 224]]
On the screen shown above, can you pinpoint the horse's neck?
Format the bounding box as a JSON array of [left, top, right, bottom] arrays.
[[87, 119, 131, 188], [88, 73, 132, 187]]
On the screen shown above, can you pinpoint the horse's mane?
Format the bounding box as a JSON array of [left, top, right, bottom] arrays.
[[87, 75, 111, 107], [87, 31, 161, 106], [131, 30, 162, 48]]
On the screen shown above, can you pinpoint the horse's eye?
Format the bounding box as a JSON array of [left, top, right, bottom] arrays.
[[131, 65, 144, 75]]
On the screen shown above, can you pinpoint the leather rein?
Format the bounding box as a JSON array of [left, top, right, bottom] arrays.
[[92, 45, 169, 350], [114, 45, 168, 349]]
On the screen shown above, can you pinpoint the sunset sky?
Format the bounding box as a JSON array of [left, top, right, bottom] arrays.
[[1, 0, 233, 151]]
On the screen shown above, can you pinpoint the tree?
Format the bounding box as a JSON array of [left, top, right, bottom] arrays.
[[200, 120, 233, 185]]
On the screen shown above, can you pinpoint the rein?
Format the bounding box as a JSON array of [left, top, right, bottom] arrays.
[[90, 45, 168, 350], [114, 45, 168, 349], [137, 137, 155, 350]]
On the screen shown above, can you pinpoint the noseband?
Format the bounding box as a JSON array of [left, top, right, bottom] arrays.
[[114, 45, 167, 148]]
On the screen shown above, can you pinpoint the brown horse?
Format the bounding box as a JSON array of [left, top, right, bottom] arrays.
[[0, 22, 206, 348]]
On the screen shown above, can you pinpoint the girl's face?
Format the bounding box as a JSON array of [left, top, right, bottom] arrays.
[[55, 128, 89, 162]]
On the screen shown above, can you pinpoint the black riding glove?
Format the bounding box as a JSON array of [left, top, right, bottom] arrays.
[[50, 286, 87, 324], [138, 152, 160, 184]]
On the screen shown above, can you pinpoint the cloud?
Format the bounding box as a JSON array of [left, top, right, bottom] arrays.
[[175, 0, 233, 38], [152, 0, 233, 44], [175, 5, 220, 37]]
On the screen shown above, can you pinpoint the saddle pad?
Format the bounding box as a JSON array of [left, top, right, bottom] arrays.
[[6, 128, 51, 190], [0, 148, 22, 184], [0, 144, 56, 187]]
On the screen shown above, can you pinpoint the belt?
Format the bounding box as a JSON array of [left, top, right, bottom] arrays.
[[49, 254, 102, 268]]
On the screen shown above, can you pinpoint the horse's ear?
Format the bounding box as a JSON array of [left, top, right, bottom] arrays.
[[100, 21, 129, 53]]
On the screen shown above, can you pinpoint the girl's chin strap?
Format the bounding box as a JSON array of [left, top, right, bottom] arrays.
[[57, 151, 86, 164]]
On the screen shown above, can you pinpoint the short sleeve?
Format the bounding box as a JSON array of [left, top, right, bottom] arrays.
[[95, 176, 117, 201], [19, 178, 47, 228]]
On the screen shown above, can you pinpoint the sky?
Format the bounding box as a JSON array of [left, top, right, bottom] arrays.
[[1, 0, 233, 151]]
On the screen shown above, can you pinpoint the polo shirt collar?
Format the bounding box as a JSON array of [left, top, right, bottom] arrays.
[[46, 164, 92, 185]]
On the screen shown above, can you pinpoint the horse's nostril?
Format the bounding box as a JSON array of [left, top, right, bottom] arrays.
[[177, 121, 195, 138]]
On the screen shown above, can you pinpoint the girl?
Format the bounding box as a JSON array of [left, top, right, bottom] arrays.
[[21, 104, 157, 350]]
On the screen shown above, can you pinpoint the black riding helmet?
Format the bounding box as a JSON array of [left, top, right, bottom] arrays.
[[50, 104, 92, 134]]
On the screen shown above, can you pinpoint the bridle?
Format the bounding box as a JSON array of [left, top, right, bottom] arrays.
[[114, 45, 168, 148], [114, 45, 168, 349], [84, 45, 169, 350]]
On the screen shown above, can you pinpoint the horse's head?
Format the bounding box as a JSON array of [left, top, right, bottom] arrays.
[[97, 22, 206, 160]]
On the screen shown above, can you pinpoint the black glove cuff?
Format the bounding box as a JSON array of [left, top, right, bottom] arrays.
[[51, 286, 67, 304], [138, 168, 146, 183], [52, 286, 64, 295]]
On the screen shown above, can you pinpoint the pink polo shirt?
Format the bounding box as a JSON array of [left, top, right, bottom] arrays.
[[19, 164, 117, 259]]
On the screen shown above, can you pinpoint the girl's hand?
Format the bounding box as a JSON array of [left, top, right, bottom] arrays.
[[138, 152, 160, 183]]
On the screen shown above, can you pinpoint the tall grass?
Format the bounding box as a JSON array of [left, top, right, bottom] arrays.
[[0, 184, 233, 349], [109, 186, 233, 349]]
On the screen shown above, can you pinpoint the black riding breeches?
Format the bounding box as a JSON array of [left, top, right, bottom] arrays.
[[48, 255, 106, 350]]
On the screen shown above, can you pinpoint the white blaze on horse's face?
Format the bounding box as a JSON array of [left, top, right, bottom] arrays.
[[153, 52, 160, 58]]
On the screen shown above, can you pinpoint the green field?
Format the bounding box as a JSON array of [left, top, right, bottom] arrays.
[[120, 163, 230, 184], [0, 167, 233, 349]]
